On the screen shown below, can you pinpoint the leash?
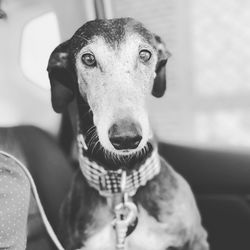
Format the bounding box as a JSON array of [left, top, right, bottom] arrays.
[[0, 150, 71, 250], [112, 175, 138, 249]]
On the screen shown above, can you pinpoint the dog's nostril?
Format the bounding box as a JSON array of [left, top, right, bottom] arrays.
[[108, 119, 142, 150]]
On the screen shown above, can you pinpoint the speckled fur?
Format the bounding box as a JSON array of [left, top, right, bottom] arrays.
[[70, 18, 154, 57]]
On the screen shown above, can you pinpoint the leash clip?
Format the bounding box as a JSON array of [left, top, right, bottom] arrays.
[[113, 171, 138, 250], [113, 201, 138, 250]]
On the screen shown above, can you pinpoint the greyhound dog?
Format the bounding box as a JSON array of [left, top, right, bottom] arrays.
[[47, 18, 209, 250]]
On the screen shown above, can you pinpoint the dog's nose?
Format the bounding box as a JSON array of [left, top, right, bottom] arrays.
[[108, 119, 142, 150]]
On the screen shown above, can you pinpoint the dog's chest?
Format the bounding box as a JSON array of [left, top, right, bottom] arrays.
[[81, 206, 182, 250]]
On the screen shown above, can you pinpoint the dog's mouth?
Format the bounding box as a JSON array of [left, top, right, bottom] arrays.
[[82, 126, 153, 170]]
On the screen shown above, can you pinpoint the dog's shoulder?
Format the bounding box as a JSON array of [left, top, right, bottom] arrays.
[[133, 157, 208, 249], [135, 156, 179, 216], [135, 155, 202, 230]]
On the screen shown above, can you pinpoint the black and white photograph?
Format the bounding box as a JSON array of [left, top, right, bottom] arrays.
[[0, 0, 250, 250]]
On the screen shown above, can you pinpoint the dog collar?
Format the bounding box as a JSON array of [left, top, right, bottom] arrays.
[[77, 134, 161, 197]]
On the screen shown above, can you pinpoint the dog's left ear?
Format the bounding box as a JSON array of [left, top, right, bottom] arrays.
[[152, 35, 171, 98]]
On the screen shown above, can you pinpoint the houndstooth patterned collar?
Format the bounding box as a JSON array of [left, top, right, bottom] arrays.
[[77, 134, 161, 197]]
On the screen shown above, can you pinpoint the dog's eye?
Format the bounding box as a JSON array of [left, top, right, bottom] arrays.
[[81, 53, 96, 67], [139, 50, 151, 62]]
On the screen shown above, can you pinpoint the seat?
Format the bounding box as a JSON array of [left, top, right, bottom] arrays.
[[0, 126, 73, 250], [159, 142, 250, 250]]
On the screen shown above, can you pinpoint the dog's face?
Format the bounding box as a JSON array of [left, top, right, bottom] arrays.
[[75, 25, 159, 154], [47, 18, 170, 158]]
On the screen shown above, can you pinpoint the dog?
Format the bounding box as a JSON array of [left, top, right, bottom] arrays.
[[47, 18, 209, 250]]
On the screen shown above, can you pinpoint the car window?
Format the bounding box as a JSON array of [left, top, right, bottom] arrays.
[[20, 12, 60, 90], [111, 0, 250, 150]]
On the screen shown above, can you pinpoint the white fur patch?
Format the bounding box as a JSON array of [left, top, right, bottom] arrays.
[[80, 206, 189, 250]]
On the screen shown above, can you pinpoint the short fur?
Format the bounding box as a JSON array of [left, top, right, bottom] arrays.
[[47, 18, 209, 250]]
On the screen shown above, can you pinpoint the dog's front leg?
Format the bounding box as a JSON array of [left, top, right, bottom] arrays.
[[59, 169, 112, 250], [185, 227, 209, 250]]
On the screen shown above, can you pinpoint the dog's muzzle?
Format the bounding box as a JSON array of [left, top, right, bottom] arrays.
[[108, 118, 142, 150]]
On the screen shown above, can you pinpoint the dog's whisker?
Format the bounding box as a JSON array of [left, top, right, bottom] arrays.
[[88, 132, 100, 153], [86, 125, 96, 135], [91, 140, 100, 155], [102, 147, 108, 159], [136, 149, 140, 158], [88, 132, 98, 144], [104, 148, 111, 161], [141, 147, 145, 157], [86, 127, 97, 139], [87, 136, 98, 152], [87, 136, 95, 148], [90, 139, 99, 153]]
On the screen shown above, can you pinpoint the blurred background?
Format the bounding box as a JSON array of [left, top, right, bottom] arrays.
[[1, 0, 250, 151]]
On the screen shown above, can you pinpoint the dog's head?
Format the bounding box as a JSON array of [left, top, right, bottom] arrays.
[[47, 18, 170, 160]]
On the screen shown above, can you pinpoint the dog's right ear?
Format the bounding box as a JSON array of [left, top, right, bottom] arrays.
[[47, 40, 77, 113]]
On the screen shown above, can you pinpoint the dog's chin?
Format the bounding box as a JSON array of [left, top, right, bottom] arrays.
[[99, 141, 153, 168], [84, 130, 154, 169], [101, 139, 149, 156], [110, 147, 143, 156]]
